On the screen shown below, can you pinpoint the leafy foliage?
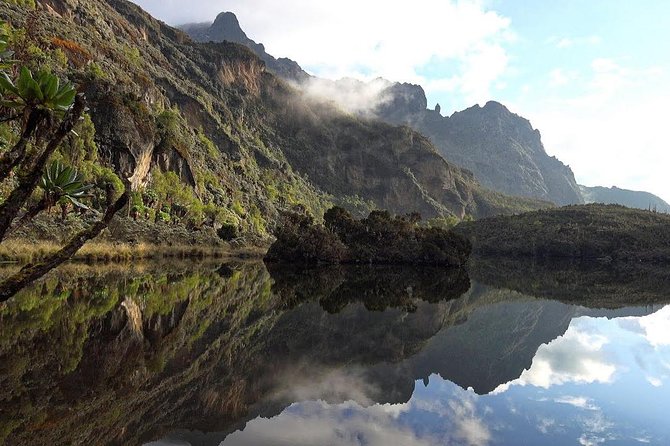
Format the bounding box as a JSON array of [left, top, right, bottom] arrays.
[[40, 161, 93, 211], [455, 204, 670, 262], [266, 206, 472, 266], [0, 67, 76, 114]]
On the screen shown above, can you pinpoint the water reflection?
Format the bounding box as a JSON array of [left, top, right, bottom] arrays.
[[0, 260, 668, 445], [219, 308, 670, 446]]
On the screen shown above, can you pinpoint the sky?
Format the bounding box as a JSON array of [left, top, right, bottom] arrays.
[[131, 0, 670, 202]]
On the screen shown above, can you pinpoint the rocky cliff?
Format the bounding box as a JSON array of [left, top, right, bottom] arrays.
[[183, 13, 582, 207], [0, 0, 547, 245], [182, 12, 309, 83], [375, 87, 585, 206]]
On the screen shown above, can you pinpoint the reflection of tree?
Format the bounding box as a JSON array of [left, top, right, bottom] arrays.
[[0, 261, 472, 445], [268, 264, 470, 313]]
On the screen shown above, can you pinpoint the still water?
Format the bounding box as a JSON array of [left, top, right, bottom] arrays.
[[1, 259, 668, 445]]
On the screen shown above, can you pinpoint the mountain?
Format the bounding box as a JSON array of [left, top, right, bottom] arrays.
[[373, 85, 585, 206], [580, 185, 670, 212], [183, 13, 582, 207], [182, 12, 309, 83], [0, 0, 548, 248]]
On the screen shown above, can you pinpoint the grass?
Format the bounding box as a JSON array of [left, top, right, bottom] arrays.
[[0, 240, 266, 264]]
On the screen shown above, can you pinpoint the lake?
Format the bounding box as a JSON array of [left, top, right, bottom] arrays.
[[1, 259, 669, 445]]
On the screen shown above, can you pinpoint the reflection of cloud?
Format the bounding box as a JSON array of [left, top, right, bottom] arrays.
[[579, 435, 605, 446], [536, 417, 555, 434], [577, 412, 615, 446], [269, 364, 379, 406], [629, 306, 670, 347], [448, 397, 492, 446], [222, 400, 434, 446], [494, 324, 616, 392], [554, 396, 598, 411], [409, 391, 492, 446], [226, 386, 493, 446]]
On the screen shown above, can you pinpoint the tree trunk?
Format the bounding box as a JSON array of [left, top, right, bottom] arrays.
[[0, 108, 48, 181], [0, 96, 85, 242], [6, 197, 48, 236], [0, 186, 129, 302]]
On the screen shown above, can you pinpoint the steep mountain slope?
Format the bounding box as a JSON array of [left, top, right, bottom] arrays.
[[0, 0, 546, 243], [375, 86, 585, 206], [186, 13, 581, 207], [580, 185, 670, 212]]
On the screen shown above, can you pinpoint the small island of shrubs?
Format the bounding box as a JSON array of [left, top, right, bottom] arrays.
[[265, 206, 471, 266]]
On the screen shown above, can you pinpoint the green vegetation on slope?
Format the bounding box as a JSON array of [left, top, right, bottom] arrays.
[[455, 204, 670, 262], [0, 0, 549, 255]]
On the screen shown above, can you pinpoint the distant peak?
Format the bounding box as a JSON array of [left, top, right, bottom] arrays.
[[213, 11, 240, 26], [210, 11, 249, 42]]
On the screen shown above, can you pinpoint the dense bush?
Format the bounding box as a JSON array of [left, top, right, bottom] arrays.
[[266, 206, 471, 266]]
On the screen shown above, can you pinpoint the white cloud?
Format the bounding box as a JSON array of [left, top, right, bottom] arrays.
[[132, 0, 513, 107], [550, 35, 602, 49], [548, 68, 577, 87], [299, 77, 393, 115], [510, 58, 670, 201]]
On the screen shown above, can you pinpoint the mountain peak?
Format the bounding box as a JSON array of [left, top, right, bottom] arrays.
[[183, 11, 308, 82], [210, 11, 251, 44], [483, 100, 508, 112]]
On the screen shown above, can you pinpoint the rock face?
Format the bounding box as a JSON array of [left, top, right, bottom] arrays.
[[580, 185, 670, 212], [375, 86, 584, 206], [185, 13, 582, 207], [182, 12, 309, 83]]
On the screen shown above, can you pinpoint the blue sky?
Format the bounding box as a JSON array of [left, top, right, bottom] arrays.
[[134, 0, 670, 201]]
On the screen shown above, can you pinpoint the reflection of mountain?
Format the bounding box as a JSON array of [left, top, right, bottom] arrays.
[[390, 290, 574, 395], [467, 256, 670, 308], [0, 261, 663, 446]]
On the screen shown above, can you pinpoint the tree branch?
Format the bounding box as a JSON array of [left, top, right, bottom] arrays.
[[0, 184, 129, 302], [0, 96, 85, 242], [0, 108, 49, 181]]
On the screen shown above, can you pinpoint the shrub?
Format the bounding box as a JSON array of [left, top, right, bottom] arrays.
[[217, 223, 238, 241], [266, 206, 471, 266]]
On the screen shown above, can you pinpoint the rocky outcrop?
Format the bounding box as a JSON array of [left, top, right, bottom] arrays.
[[0, 0, 551, 245], [182, 12, 309, 83], [376, 89, 584, 206]]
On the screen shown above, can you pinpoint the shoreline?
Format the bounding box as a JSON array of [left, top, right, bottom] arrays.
[[0, 239, 267, 265]]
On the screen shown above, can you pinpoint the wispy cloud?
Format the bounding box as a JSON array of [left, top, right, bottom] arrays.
[[548, 35, 602, 49]]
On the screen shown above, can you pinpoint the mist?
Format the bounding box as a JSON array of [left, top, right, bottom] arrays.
[[297, 77, 395, 116]]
